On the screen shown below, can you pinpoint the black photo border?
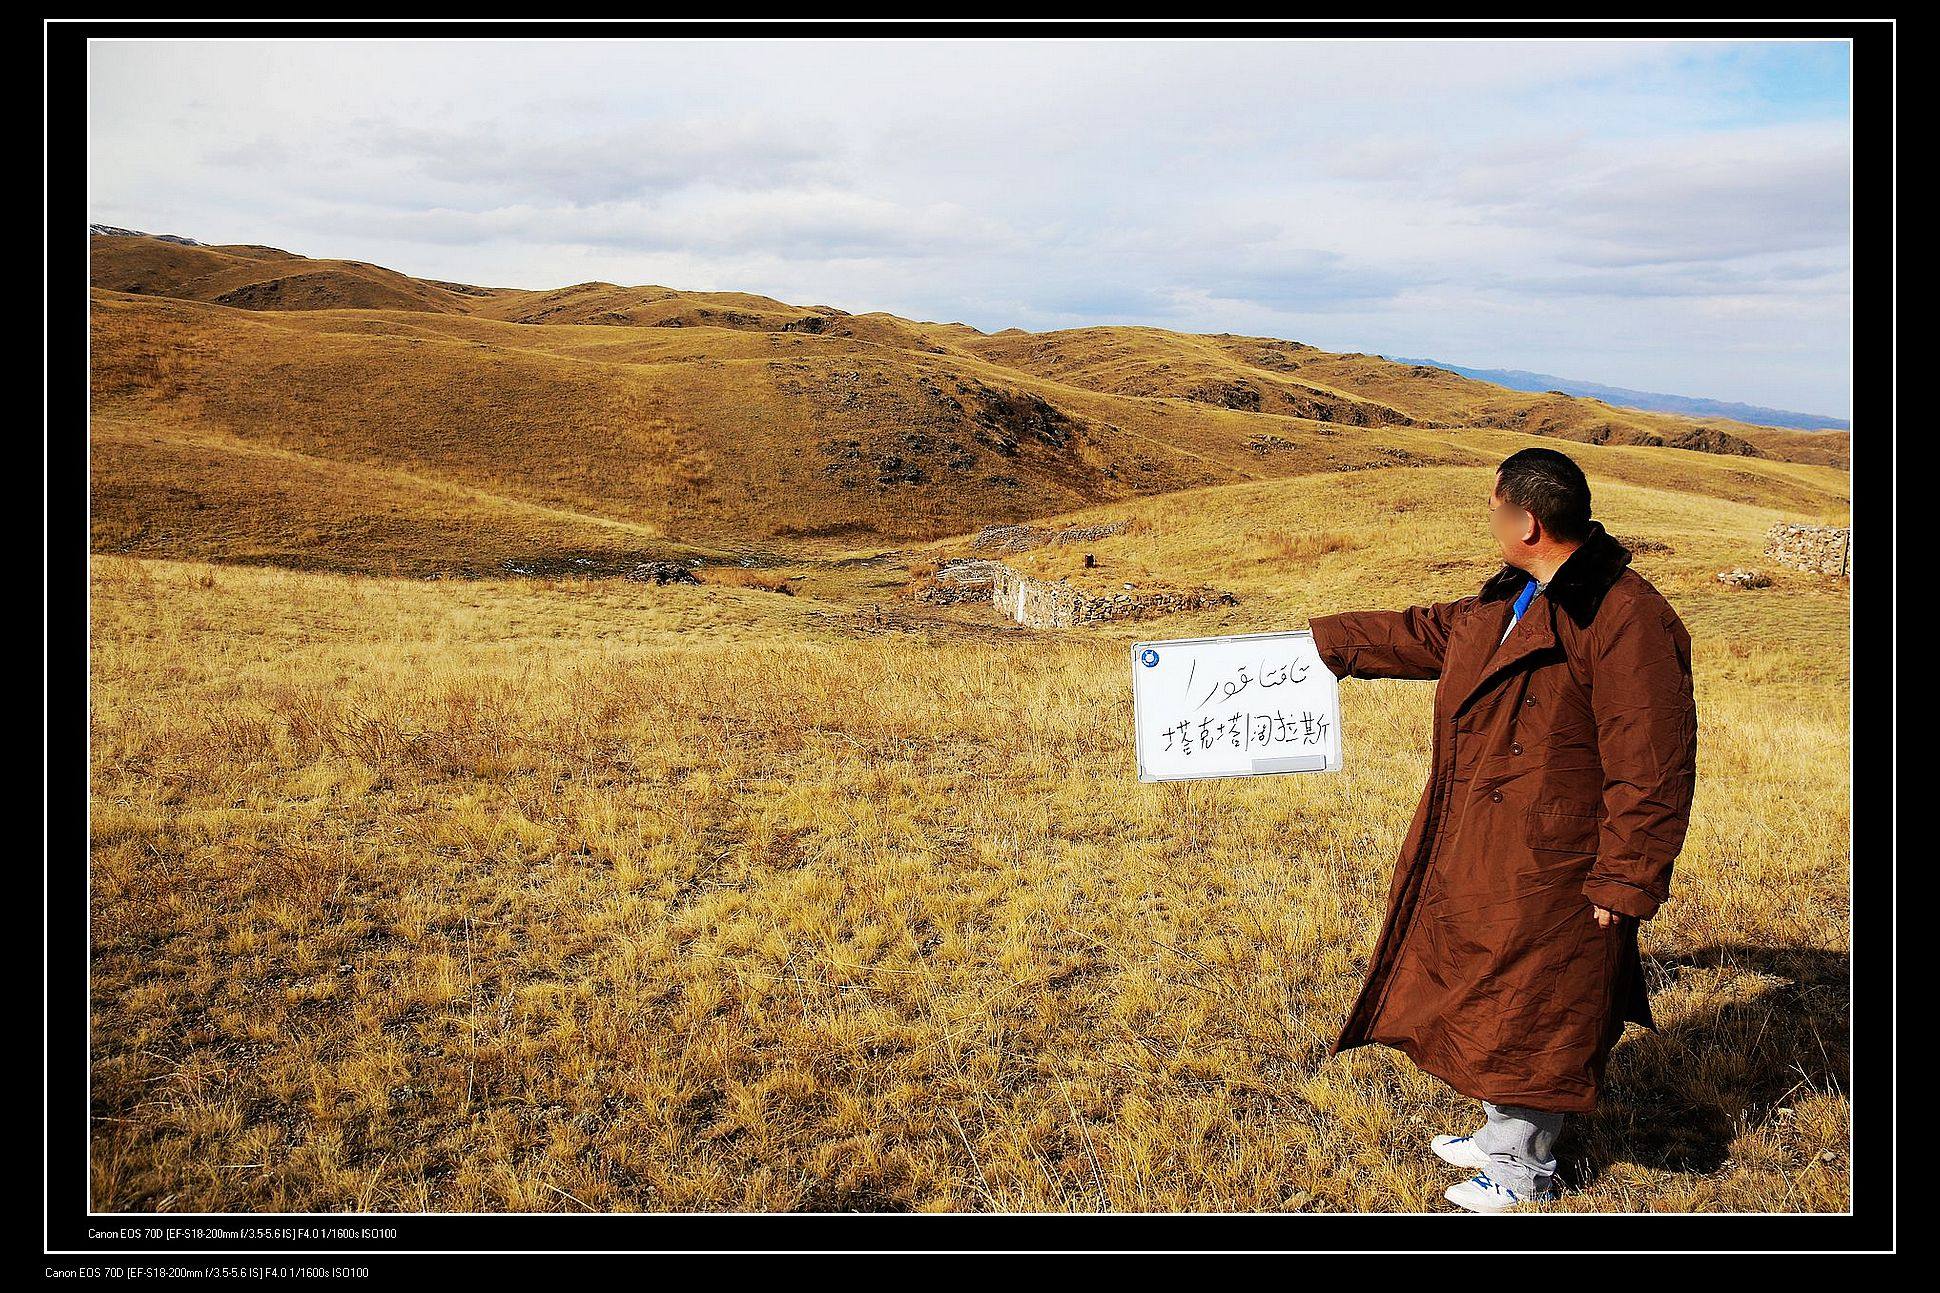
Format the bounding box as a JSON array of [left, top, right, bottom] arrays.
[[42, 15, 1897, 1262]]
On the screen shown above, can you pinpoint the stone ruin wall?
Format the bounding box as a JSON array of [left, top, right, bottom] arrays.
[[1764, 523, 1851, 577], [969, 519, 1130, 554], [987, 563, 1238, 628]]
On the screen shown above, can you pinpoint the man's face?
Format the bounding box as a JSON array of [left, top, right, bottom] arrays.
[[1489, 478, 1533, 565]]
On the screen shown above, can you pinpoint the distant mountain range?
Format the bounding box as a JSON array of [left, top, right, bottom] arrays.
[[1381, 356, 1848, 433]]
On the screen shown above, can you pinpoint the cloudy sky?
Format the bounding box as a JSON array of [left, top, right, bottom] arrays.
[[88, 37, 1852, 418]]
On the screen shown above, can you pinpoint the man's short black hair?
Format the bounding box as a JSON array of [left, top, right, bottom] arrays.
[[1495, 447, 1592, 543]]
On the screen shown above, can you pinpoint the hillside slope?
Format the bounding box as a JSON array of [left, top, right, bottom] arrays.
[[88, 234, 1850, 574], [89, 235, 486, 314]]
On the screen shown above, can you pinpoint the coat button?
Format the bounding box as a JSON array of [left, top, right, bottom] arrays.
[[1511, 742, 1523, 755], [1524, 696, 1536, 707], [1490, 790, 1504, 803]]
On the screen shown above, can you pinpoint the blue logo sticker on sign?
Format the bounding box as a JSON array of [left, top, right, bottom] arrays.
[[1140, 648, 1159, 668]]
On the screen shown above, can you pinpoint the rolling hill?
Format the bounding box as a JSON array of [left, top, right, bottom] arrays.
[[88, 232, 1850, 576]]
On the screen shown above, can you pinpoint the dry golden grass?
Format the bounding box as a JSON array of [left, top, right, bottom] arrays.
[[694, 567, 799, 595], [87, 233, 1851, 1212], [89, 464, 1849, 1214]]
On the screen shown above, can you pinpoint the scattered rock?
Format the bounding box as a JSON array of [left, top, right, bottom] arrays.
[[1716, 568, 1773, 589], [1186, 380, 1263, 411], [625, 561, 701, 585], [1330, 447, 1432, 471], [970, 386, 1079, 456], [492, 555, 702, 583]]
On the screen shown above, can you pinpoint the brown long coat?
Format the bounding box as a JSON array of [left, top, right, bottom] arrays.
[[1308, 520, 1698, 1112]]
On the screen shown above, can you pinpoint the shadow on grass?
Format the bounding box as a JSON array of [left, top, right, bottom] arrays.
[[1559, 944, 1849, 1188]]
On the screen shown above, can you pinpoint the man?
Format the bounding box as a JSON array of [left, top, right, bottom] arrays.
[[1307, 447, 1698, 1213]]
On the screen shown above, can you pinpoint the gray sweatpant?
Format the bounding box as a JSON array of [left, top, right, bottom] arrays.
[[1472, 1101, 1564, 1198]]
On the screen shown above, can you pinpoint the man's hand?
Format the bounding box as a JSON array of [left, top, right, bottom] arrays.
[[1592, 904, 1627, 928]]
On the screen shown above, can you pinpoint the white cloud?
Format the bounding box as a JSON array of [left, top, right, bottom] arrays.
[[85, 36, 1853, 417]]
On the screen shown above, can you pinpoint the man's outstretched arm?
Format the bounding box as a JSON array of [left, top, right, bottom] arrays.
[[1310, 597, 1474, 681], [1582, 597, 1699, 921]]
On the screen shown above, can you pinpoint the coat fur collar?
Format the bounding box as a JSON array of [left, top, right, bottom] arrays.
[[1477, 518, 1633, 628]]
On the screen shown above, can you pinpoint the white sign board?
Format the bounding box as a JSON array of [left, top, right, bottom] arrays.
[[1131, 629, 1343, 782]]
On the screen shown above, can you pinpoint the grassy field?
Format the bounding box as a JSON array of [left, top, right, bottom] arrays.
[[88, 464, 1850, 1213]]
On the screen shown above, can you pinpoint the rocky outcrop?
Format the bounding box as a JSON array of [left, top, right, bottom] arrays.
[[1666, 426, 1763, 457], [1764, 523, 1851, 577], [969, 386, 1079, 456], [1185, 380, 1263, 412]]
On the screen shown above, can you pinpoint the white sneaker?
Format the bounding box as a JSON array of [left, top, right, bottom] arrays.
[[1444, 1170, 1557, 1213], [1431, 1133, 1491, 1171]]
